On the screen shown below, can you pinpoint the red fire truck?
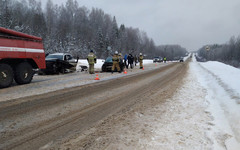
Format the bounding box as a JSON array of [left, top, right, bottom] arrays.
[[0, 27, 46, 88]]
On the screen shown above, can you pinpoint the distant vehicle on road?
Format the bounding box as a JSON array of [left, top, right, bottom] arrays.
[[39, 53, 78, 75], [179, 57, 184, 62], [153, 56, 163, 63], [101, 56, 124, 72]]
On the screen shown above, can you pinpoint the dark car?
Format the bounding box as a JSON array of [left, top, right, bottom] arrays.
[[153, 56, 163, 63], [179, 57, 184, 62], [39, 53, 78, 74], [101, 56, 124, 72]]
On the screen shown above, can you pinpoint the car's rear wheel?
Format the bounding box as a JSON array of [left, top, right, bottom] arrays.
[[102, 66, 107, 72], [0, 64, 13, 88]]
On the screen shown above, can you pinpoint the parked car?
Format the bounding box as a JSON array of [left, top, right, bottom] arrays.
[[153, 56, 163, 63], [39, 53, 78, 74], [179, 57, 184, 62], [101, 56, 124, 72]]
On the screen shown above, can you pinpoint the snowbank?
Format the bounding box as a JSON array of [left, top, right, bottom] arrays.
[[193, 58, 240, 149], [77, 59, 104, 69], [200, 61, 240, 100]]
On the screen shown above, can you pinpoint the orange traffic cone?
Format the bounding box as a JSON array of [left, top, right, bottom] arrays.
[[155, 63, 157, 67], [94, 74, 100, 80], [124, 69, 127, 74]]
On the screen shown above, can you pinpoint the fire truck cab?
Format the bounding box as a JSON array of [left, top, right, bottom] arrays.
[[0, 27, 46, 88]]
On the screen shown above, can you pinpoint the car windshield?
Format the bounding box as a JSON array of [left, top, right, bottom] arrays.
[[46, 55, 63, 60], [105, 57, 112, 62]]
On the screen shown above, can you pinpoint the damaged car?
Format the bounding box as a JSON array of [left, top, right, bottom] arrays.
[[39, 53, 78, 75], [101, 56, 124, 72]]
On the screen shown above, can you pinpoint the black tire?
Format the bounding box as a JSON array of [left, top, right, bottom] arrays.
[[14, 62, 34, 84], [101, 66, 106, 72], [56, 61, 65, 74], [59, 67, 65, 74], [0, 64, 14, 88]]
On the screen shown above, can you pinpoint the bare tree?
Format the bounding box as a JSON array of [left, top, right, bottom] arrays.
[[1, 0, 189, 60]]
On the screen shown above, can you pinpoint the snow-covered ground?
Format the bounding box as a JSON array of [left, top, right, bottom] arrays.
[[194, 58, 240, 149], [77, 56, 240, 150], [56, 55, 240, 150], [140, 56, 240, 149], [76, 59, 104, 70], [2, 55, 239, 149]]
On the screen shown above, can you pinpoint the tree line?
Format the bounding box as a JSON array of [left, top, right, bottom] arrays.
[[197, 36, 240, 68], [0, 0, 188, 59]]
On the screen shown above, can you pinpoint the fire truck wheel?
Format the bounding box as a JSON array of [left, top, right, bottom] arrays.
[[0, 64, 14, 88], [14, 62, 34, 84]]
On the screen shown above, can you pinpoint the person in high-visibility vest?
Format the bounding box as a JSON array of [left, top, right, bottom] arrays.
[[112, 51, 121, 73], [134, 55, 138, 66], [163, 57, 167, 63], [87, 50, 96, 74], [139, 53, 143, 69]]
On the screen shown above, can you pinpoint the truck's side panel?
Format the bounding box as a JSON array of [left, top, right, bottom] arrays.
[[0, 37, 46, 69], [0, 27, 46, 88]]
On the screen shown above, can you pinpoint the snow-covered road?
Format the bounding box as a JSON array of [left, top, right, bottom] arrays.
[[1, 55, 239, 150], [66, 56, 240, 150]]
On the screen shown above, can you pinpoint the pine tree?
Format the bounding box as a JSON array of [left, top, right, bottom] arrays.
[[110, 16, 119, 50], [95, 28, 104, 58], [2, 2, 12, 28]]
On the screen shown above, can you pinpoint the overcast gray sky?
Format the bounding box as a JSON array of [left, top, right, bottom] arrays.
[[42, 0, 240, 51]]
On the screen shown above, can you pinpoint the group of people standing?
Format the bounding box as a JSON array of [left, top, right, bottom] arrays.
[[111, 51, 143, 73], [123, 53, 143, 69], [87, 50, 144, 74]]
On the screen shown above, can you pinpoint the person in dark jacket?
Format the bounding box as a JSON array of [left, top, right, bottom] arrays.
[[124, 54, 128, 69], [127, 53, 134, 69], [139, 53, 143, 69]]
